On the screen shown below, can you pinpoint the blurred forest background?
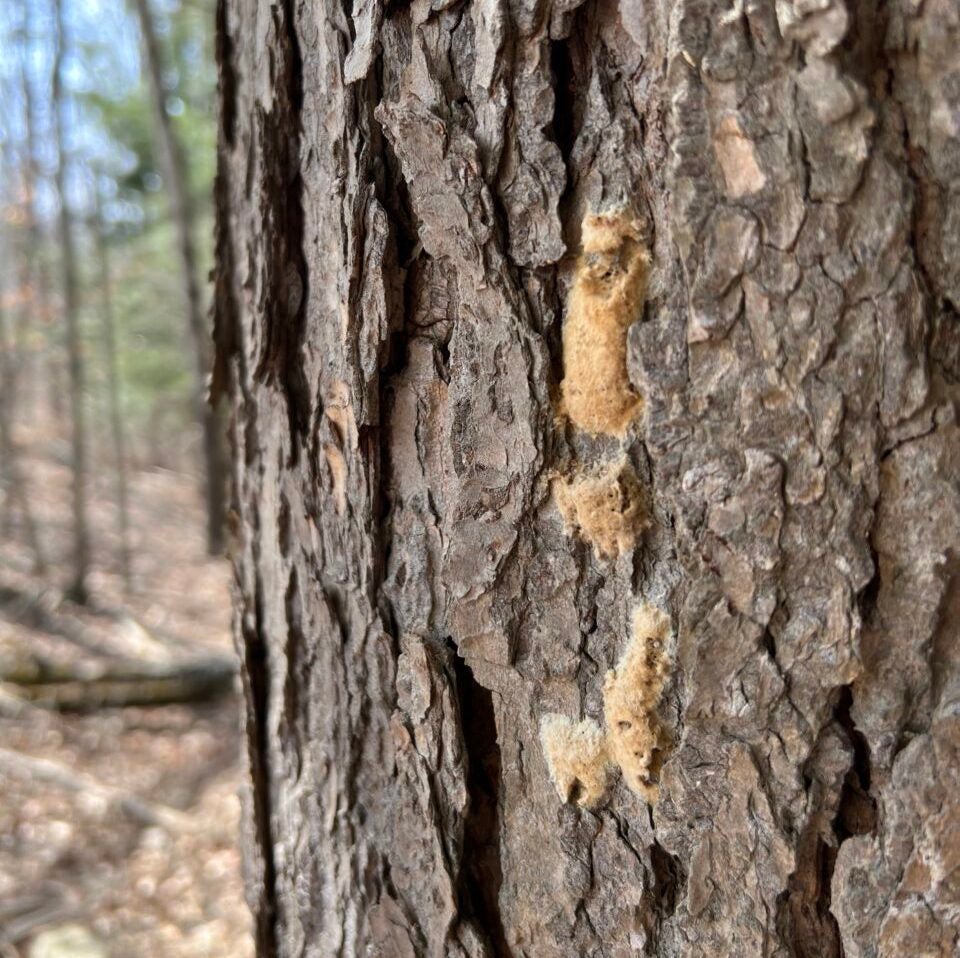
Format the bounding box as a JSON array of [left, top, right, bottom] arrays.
[[0, 1, 251, 955]]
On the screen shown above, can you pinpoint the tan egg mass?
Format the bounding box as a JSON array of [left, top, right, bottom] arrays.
[[603, 604, 673, 804], [560, 209, 650, 437], [553, 458, 647, 560]]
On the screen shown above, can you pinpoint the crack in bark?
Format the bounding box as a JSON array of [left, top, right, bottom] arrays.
[[368, 94, 425, 632], [549, 34, 579, 185], [650, 837, 685, 929], [777, 685, 876, 958], [281, 566, 306, 781], [930, 300, 960, 383], [215, 0, 237, 149], [542, 27, 583, 408], [834, 687, 877, 842], [450, 650, 513, 957], [240, 578, 279, 958], [254, 0, 310, 452], [211, 0, 240, 406]]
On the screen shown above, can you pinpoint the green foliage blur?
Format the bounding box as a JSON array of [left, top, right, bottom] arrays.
[[2, 0, 217, 466], [92, 0, 216, 461]]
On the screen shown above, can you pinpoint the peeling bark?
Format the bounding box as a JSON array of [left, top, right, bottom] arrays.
[[215, 0, 960, 955]]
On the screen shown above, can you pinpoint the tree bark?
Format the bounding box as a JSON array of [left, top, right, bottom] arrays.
[[53, 0, 90, 604], [134, 0, 229, 556], [214, 1, 960, 956]]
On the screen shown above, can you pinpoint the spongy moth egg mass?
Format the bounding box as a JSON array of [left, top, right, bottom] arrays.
[[540, 604, 674, 809], [560, 209, 650, 437], [553, 458, 647, 560], [539, 713, 611, 809], [603, 604, 673, 804]]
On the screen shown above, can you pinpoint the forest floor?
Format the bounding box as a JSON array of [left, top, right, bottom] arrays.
[[0, 423, 253, 957]]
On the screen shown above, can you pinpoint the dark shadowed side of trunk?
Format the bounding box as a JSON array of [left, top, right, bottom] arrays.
[[214, 0, 960, 955]]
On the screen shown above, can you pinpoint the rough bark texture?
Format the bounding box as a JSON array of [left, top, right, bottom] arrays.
[[214, 0, 960, 955]]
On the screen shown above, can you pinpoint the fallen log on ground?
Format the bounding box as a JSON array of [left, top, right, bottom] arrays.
[[0, 655, 235, 710], [0, 577, 199, 662]]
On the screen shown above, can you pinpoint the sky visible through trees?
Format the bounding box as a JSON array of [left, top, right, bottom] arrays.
[[0, 0, 217, 466]]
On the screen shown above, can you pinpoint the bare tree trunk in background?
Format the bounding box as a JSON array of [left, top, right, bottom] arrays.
[[0, 298, 46, 574], [215, 1, 960, 956], [13, 198, 42, 423], [0, 72, 46, 573], [22, 1, 64, 426], [15, 12, 40, 422], [52, 0, 89, 604], [93, 187, 132, 592], [134, 0, 227, 556]]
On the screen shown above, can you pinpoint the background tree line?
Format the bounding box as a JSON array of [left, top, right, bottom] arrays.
[[0, 0, 225, 602]]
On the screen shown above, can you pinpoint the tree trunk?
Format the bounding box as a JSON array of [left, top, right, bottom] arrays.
[[134, 0, 228, 556], [214, 1, 960, 956], [93, 187, 133, 592], [0, 295, 46, 574], [22, 0, 63, 426], [0, 96, 45, 572], [53, 0, 90, 604]]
